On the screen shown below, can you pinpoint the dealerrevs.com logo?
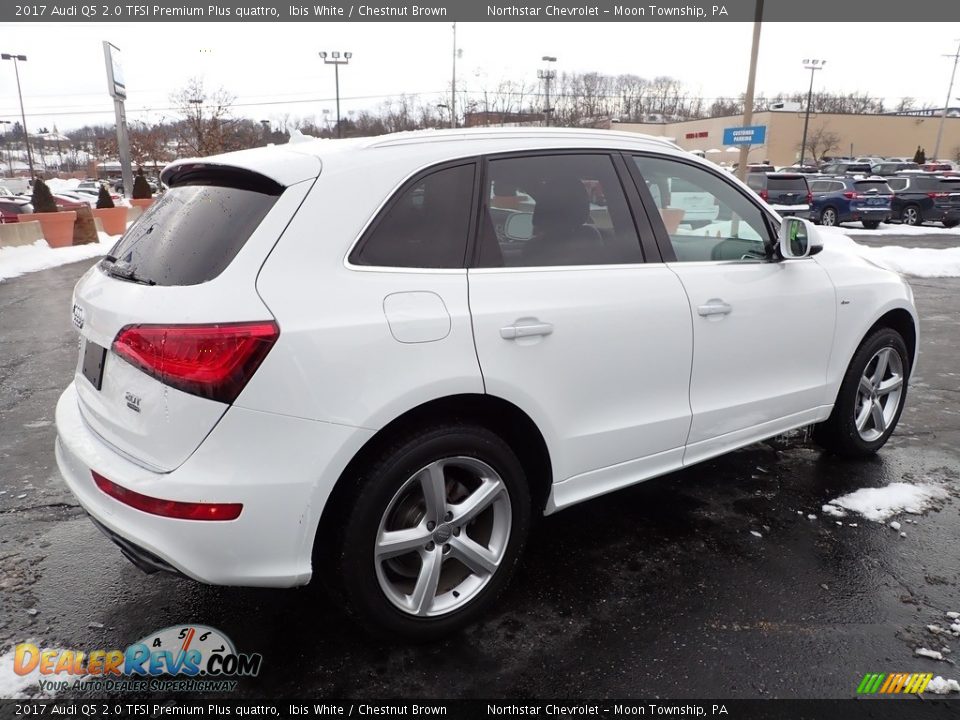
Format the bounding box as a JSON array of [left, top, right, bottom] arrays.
[[13, 625, 262, 693]]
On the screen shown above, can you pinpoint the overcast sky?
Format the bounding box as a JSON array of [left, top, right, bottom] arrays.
[[2, 21, 958, 132]]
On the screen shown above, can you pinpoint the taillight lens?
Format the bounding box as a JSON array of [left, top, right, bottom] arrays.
[[93, 471, 242, 521], [928, 192, 948, 199], [806, 192, 813, 204], [759, 190, 768, 201], [112, 321, 279, 404]]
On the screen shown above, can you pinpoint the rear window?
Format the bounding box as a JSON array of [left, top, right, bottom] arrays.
[[104, 183, 279, 286], [767, 177, 808, 191], [938, 179, 960, 192], [855, 181, 892, 193]]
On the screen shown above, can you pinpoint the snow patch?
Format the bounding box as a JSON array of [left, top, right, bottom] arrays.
[[821, 504, 847, 518], [825, 482, 948, 523], [749, 530, 762, 538], [0, 233, 119, 283], [916, 648, 944, 661], [926, 676, 960, 694]]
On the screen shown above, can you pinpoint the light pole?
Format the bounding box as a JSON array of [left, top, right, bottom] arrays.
[[538, 56, 557, 126], [735, 0, 763, 183], [799, 58, 826, 167], [1, 53, 34, 179], [319, 51, 352, 138]]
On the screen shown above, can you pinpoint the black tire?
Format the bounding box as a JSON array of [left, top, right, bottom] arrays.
[[861, 220, 880, 230], [901, 204, 922, 226], [326, 424, 531, 641], [814, 328, 910, 459], [943, 219, 959, 229]]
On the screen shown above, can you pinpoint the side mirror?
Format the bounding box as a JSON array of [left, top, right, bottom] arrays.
[[503, 211, 533, 242], [778, 217, 822, 259]]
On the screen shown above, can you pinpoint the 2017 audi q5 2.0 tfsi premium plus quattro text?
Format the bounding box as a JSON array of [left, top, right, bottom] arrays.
[[56, 128, 918, 639]]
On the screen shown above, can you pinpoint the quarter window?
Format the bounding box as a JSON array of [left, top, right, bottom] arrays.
[[633, 156, 773, 263], [352, 163, 476, 269], [478, 154, 643, 267]]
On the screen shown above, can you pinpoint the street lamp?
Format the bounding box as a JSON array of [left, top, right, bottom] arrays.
[[1, 53, 34, 179], [319, 51, 352, 138], [799, 58, 826, 167], [538, 56, 557, 126]]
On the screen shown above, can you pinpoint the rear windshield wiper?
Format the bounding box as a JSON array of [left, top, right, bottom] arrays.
[[102, 258, 156, 286]]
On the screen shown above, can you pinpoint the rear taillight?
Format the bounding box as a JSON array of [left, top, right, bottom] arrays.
[[759, 190, 768, 201], [112, 321, 279, 404], [93, 471, 242, 521], [927, 192, 948, 199], [806, 192, 813, 204], [843, 191, 861, 199]]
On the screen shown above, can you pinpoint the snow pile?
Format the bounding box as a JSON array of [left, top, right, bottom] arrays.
[[824, 482, 949, 523], [916, 648, 945, 661], [821, 504, 847, 518], [927, 676, 960, 695], [0, 233, 118, 283], [45, 178, 81, 192], [842, 222, 960, 236], [819, 227, 960, 278]]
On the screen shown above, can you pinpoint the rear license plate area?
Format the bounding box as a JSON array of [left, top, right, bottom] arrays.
[[81, 339, 107, 390]]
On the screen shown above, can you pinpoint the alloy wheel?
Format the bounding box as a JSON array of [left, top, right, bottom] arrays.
[[821, 208, 837, 226], [903, 207, 920, 226], [854, 347, 904, 442], [374, 457, 512, 617]]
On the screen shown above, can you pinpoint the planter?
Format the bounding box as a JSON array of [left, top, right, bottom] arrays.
[[130, 198, 154, 210], [92, 207, 128, 236], [19, 211, 77, 248]]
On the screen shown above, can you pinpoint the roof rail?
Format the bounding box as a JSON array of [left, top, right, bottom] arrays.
[[364, 126, 681, 151]]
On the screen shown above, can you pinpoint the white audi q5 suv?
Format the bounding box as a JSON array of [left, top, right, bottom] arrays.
[[56, 128, 917, 638]]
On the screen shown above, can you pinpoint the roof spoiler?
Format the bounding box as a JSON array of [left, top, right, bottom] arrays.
[[160, 162, 285, 196]]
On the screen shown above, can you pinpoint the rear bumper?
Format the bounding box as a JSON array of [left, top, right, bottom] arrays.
[[55, 382, 373, 587]]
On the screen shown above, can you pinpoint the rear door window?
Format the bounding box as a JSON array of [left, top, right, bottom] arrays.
[[887, 178, 908, 192], [855, 181, 892, 193], [937, 179, 960, 192], [105, 182, 280, 286]]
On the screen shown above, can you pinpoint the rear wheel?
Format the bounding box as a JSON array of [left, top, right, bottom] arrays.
[[328, 424, 531, 640], [901, 205, 922, 226], [814, 328, 909, 458], [861, 220, 880, 230], [943, 219, 959, 228], [820, 207, 838, 226]]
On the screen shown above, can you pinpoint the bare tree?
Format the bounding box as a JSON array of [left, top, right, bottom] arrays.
[[798, 125, 841, 163], [170, 77, 238, 156]]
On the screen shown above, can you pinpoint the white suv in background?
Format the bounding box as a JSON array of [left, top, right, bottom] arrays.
[[56, 128, 917, 639]]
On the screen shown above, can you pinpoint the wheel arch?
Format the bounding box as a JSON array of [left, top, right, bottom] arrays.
[[314, 393, 553, 558], [868, 307, 917, 373]]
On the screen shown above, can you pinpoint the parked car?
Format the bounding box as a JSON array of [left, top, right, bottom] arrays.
[[665, 175, 720, 228], [888, 174, 960, 227], [854, 156, 885, 166], [52, 194, 87, 211], [871, 162, 919, 176], [746, 172, 811, 217], [54, 190, 98, 207], [72, 187, 123, 204], [56, 128, 918, 639], [809, 177, 893, 228], [779, 164, 820, 174], [819, 162, 873, 175], [920, 162, 953, 173], [0, 198, 33, 222]]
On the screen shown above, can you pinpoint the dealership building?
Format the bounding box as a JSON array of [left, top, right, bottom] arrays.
[[612, 109, 960, 166]]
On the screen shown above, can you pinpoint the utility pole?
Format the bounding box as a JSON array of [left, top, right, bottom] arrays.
[[933, 39, 960, 160], [451, 23, 457, 129], [538, 56, 557, 126], [736, 0, 763, 182], [799, 59, 826, 167], [319, 51, 352, 138]]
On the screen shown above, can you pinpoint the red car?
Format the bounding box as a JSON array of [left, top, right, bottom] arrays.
[[0, 198, 33, 223]]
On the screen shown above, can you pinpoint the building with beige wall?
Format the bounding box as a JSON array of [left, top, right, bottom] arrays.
[[611, 111, 960, 167]]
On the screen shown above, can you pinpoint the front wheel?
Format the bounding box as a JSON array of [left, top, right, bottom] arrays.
[[861, 220, 880, 230], [328, 424, 531, 640], [814, 328, 909, 458]]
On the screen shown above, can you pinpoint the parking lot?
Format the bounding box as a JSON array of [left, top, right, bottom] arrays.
[[1, 228, 958, 700]]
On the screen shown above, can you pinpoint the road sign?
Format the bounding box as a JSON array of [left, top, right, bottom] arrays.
[[723, 125, 767, 146]]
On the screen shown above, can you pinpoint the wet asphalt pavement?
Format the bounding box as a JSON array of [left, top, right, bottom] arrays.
[[1, 237, 958, 700]]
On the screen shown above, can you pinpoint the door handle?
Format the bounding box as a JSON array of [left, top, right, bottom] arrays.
[[697, 300, 732, 317], [500, 320, 554, 339]]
